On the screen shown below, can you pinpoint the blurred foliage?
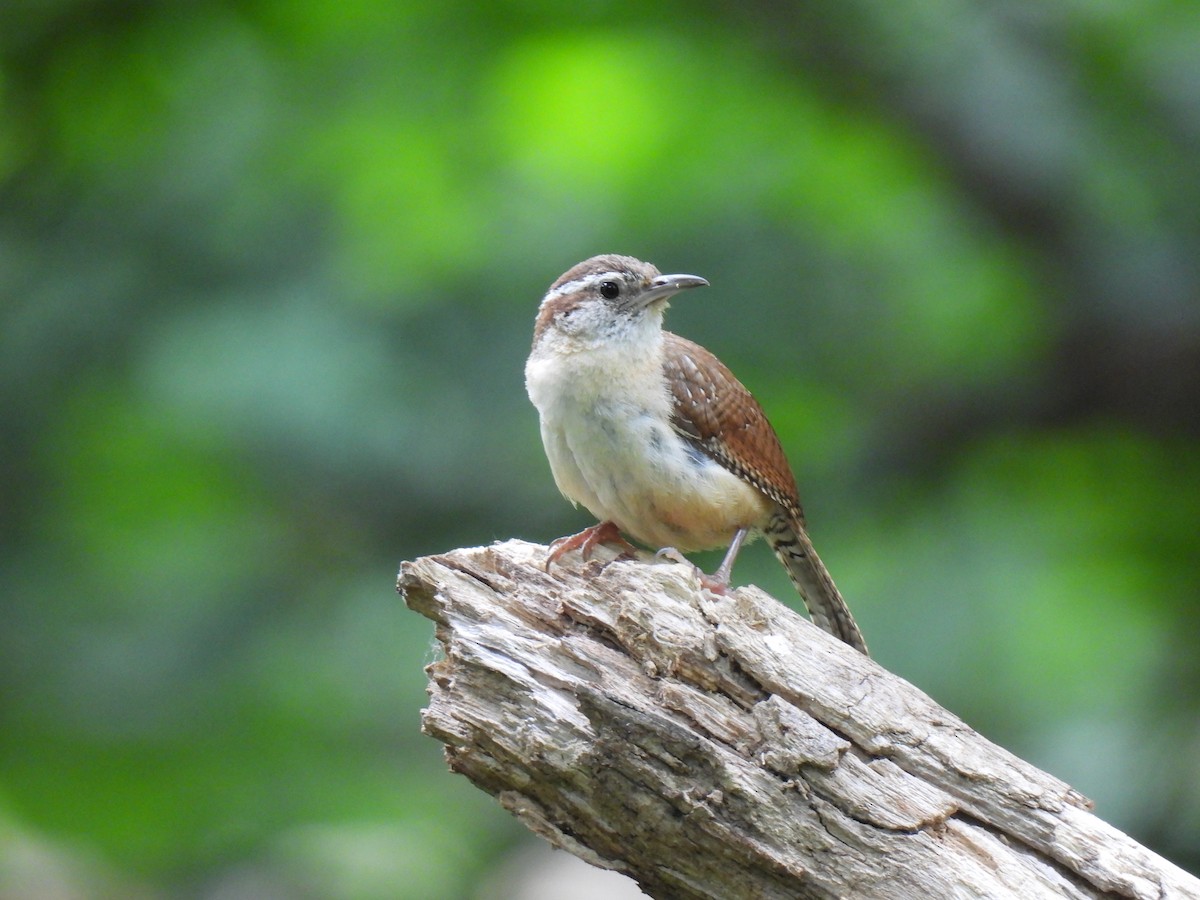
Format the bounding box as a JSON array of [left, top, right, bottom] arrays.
[[1, 0, 1198, 896]]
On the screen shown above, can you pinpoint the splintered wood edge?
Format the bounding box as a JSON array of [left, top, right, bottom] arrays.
[[398, 539, 1200, 900]]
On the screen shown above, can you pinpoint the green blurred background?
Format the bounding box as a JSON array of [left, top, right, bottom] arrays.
[[2, 1, 1198, 897]]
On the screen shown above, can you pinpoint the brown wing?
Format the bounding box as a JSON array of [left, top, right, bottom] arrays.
[[662, 332, 804, 523]]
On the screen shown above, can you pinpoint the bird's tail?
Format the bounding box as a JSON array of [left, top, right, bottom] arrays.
[[765, 511, 869, 655]]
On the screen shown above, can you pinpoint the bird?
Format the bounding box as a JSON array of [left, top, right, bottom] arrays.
[[524, 254, 867, 654]]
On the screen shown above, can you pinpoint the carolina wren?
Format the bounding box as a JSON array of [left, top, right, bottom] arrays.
[[525, 254, 867, 654]]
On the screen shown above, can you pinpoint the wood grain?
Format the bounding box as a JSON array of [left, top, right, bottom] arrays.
[[399, 540, 1199, 900]]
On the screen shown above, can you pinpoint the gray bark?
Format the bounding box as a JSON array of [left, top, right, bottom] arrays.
[[398, 539, 1199, 900]]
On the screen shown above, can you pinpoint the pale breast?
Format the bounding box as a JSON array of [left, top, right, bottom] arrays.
[[530, 370, 769, 549]]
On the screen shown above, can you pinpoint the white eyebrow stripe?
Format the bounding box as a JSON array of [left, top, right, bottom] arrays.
[[542, 272, 621, 303]]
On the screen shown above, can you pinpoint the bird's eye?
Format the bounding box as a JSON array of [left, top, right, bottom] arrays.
[[598, 281, 620, 300]]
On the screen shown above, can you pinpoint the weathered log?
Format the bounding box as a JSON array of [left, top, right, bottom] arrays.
[[398, 539, 1200, 900]]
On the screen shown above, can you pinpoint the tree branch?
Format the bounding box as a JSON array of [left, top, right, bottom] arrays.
[[398, 540, 1199, 899]]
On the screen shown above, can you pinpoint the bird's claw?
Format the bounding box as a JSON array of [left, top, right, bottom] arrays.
[[654, 547, 731, 594], [546, 521, 636, 571]]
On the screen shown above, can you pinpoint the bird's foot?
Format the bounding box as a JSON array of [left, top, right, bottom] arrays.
[[654, 546, 690, 567], [546, 521, 636, 571], [654, 547, 731, 594]]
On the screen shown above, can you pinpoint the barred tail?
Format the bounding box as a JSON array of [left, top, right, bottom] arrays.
[[765, 512, 868, 655]]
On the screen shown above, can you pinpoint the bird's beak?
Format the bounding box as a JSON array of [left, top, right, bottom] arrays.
[[639, 273, 709, 307]]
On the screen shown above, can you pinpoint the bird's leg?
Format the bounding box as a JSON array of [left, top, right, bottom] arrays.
[[656, 527, 750, 595], [545, 521, 636, 571], [706, 526, 749, 591]]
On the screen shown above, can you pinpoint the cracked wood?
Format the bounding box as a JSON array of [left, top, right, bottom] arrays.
[[399, 540, 1200, 900]]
